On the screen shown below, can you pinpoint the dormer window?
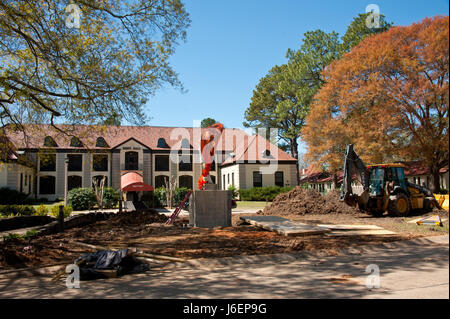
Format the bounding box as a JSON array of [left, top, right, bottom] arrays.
[[181, 138, 191, 149], [262, 149, 271, 157], [157, 138, 169, 148], [70, 137, 83, 147], [96, 137, 108, 148], [43, 136, 57, 147]]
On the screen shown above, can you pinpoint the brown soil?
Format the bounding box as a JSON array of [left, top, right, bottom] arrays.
[[259, 187, 360, 216], [0, 208, 417, 271]]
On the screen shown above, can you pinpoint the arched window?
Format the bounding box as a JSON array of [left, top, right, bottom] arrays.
[[43, 136, 57, 147], [92, 175, 108, 187], [179, 175, 193, 189], [39, 175, 56, 195], [155, 175, 169, 188], [181, 138, 191, 149], [96, 137, 108, 148], [67, 175, 82, 191], [125, 151, 139, 170], [157, 138, 169, 148], [70, 137, 83, 147]]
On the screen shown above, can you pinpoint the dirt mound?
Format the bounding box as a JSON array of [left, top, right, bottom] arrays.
[[258, 187, 360, 216], [107, 209, 168, 226]]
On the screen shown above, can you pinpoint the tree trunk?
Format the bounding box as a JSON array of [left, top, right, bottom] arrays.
[[290, 138, 300, 186], [332, 172, 339, 190], [430, 164, 441, 194]]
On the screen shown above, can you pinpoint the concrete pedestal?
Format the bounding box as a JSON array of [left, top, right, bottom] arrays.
[[189, 190, 232, 228]]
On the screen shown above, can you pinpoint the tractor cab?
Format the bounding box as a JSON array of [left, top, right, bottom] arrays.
[[367, 164, 408, 197]]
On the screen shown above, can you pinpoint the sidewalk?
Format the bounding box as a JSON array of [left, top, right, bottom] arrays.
[[0, 235, 447, 299]]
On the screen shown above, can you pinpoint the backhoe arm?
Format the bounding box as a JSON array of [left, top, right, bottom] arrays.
[[339, 144, 370, 207]]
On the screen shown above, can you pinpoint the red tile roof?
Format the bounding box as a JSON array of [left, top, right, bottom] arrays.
[[299, 160, 449, 184], [221, 134, 297, 165], [4, 124, 250, 152], [401, 160, 449, 176], [3, 124, 296, 164]]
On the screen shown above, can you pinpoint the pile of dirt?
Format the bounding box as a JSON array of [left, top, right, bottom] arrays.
[[258, 187, 360, 216], [107, 209, 168, 226]]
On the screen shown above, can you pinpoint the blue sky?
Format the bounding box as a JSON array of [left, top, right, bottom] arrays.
[[144, 0, 449, 132]]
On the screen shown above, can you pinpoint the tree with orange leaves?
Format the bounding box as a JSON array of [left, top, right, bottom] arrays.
[[303, 16, 449, 192]]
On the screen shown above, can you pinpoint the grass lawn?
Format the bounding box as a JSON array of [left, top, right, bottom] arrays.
[[31, 201, 64, 210], [236, 201, 270, 210]]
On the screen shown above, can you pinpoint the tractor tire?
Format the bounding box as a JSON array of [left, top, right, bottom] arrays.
[[423, 198, 437, 212], [370, 210, 385, 217], [388, 193, 410, 217]]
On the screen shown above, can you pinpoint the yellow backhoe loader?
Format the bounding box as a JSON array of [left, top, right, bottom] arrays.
[[339, 144, 439, 217]]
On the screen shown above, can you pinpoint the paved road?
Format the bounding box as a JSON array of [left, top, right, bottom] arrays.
[[0, 236, 447, 299]]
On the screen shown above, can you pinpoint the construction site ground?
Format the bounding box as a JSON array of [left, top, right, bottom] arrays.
[[0, 206, 447, 272]]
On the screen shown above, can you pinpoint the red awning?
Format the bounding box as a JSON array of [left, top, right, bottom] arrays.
[[121, 172, 154, 192]]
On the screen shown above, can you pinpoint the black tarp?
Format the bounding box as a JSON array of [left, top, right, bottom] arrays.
[[74, 248, 150, 280]]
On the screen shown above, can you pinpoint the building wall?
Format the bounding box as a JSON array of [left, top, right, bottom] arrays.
[[2, 149, 300, 202], [0, 163, 34, 195], [220, 164, 240, 190], [0, 164, 7, 187], [111, 152, 120, 190], [221, 163, 298, 190], [441, 172, 449, 190], [143, 152, 151, 185]]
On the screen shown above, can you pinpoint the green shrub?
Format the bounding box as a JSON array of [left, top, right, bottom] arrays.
[[0, 187, 30, 204], [3, 233, 22, 241], [50, 205, 73, 218], [228, 185, 238, 199], [2, 230, 37, 241], [238, 186, 293, 201], [154, 187, 167, 206], [23, 230, 38, 239], [102, 187, 120, 208], [153, 187, 190, 207], [68, 188, 96, 210], [0, 205, 36, 216], [141, 191, 164, 208], [174, 187, 190, 206], [34, 205, 49, 216]]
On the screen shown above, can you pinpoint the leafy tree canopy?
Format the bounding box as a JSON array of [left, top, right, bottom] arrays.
[[244, 13, 392, 183], [200, 117, 217, 128], [0, 0, 190, 131], [303, 16, 449, 192]]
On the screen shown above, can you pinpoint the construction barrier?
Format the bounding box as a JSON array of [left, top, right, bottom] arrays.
[[434, 194, 449, 211]]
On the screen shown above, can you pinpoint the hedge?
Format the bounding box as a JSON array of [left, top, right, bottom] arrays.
[[50, 205, 73, 218], [68, 188, 96, 210], [0, 205, 36, 216], [68, 187, 119, 211], [153, 187, 190, 207], [0, 187, 32, 205], [238, 186, 294, 201], [227, 185, 238, 199], [102, 187, 120, 209]]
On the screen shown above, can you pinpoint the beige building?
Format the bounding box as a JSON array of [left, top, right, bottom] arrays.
[[1, 124, 298, 201]]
